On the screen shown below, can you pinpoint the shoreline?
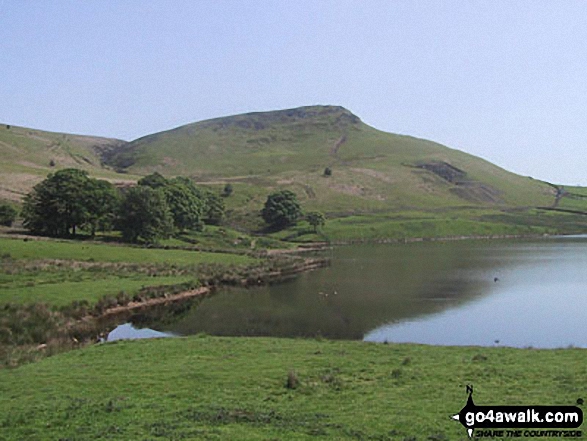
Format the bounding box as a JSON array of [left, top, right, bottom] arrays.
[[90, 256, 329, 319], [99, 286, 212, 317], [329, 232, 555, 246]]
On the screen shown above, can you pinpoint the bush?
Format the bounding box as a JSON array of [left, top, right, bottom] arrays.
[[306, 211, 326, 232], [0, 203, 17, 227], [286, 370, 299, 389]]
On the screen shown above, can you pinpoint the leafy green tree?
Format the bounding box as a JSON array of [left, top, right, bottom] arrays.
[[169, 177, 226, 228], [140, 174, 225, 230], [84, 179, 120, 236], [306, 211, 326, 233], [261, 190, 302, 229], [0, 203, 17, 227], [138, 172, 169, 189], [117, 186, 174, 243], [202, 190, 225, 225], [163, 181, 205, 231], [22, 168, 111, 237]]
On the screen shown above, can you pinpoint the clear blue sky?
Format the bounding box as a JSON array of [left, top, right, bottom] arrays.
[[1, 1, 586, 185]]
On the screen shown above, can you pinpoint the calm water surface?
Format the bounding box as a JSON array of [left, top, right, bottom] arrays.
[[111, 236, 587, 348]]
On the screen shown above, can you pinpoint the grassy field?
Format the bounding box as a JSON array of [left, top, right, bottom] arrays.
[[0, 273, 196, 306], [0, 236, 259, 308], [0, 232, 295, 368], [0, 336, 584, 440], [271, 208, 587, 243], [0, 237, 256, 265], [160, 225, 293, 251]]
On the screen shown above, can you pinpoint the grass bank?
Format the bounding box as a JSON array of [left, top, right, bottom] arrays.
[[0, 336, 584, 440], [272, 208, 587, 243], [0, 234, 329, 366], [0, 236, 256, 265]]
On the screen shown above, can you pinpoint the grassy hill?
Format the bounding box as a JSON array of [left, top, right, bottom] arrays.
[[103, 105, 587, 237], [3, 106, 587, 239], [109, 106, 555, 211], [0, 123, 136, 202], [106, 105, 557, 214]]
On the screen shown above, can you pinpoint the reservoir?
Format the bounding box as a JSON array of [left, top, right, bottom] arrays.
[[110, 236, 587, 348]]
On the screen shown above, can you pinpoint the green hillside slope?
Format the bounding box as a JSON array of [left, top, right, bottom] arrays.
[[3, 106, 586, 239], [0, 124, 134, 202], [106, 105, 556, 215]]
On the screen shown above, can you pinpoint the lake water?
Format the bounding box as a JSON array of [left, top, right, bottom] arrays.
[[109, 236, 587, 348]]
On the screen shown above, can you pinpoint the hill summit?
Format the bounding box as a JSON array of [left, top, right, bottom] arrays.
[[102, 105, 556, 213], [103, 105, 362, 173]]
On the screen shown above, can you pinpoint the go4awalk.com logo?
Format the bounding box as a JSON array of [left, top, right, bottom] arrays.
[[451, 385, 583, 438]]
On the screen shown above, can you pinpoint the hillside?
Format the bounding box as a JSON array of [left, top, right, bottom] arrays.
[[0, 123, 134, 202], [105, 105, 559, 218], [4, 106, 587, 239]]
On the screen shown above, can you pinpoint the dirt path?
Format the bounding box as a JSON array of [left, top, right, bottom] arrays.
[[329, 135, 347, 156]]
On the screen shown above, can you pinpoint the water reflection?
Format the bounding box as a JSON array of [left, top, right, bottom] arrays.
[[108, 236, 587, 348], [365, 237, 587, 348], [108, 323, 174, 341], [160, 241, 517, 339]]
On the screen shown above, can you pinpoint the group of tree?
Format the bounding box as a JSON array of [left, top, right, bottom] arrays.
[[261, 190, 326, 233], [21, 169, 225, 243], [19, 168, 326, 242], [22, 169, 118, 237], [123, 172, 225, 242]]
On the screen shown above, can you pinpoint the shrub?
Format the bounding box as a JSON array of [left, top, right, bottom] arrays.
[[0, 203, 17, 227], [286, 370, 299, 389]]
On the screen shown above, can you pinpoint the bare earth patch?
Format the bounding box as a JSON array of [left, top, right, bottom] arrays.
[[350, 167, 395, 183]]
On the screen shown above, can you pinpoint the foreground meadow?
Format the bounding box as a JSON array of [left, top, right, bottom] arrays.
[[0, 336, 585, 440]]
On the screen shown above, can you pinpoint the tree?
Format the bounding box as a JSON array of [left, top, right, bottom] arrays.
[[117, 186, 174, 243], [324, 167, 332, 177], [261, 190, 302, 229], [169, 177, 226, 228], [0, 203, 17, 227], [202, 190, 225, 225], [22, 168, 111, 237], [139, 174, 225, 230], [163, 181, 205, 231], [306, 211, 326, 233], [138, 172, 169, 189], [84, 179, 120, 236]]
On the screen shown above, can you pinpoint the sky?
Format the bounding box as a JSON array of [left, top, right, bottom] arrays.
[[1, 1, 586, 185]]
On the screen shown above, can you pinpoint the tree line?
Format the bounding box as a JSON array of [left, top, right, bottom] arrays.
[[20, 169, 226, 243], [9, 168, 326, 243]]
